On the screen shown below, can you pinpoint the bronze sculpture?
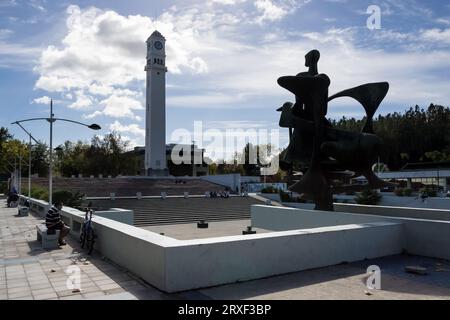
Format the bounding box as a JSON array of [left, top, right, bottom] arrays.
[[277, 49, 393, 211]]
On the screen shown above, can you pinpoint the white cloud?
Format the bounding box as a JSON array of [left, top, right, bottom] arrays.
[[0, 40, 41, 68], [0, 29, 13, 39], [68, 90, 93, 109], [109, 120, 145, 137], [120, 135, 140, 150], [32, 96, 51, 104], [29, 0, 46, 12], [0, 0, 17, 7], [85, 94, 143, 119], [32, 3, 450, 126], [210, 0, 247, 4], [254, 0, 290, 24], [436, 17, 450, 26], [421, 28, 450, 44]]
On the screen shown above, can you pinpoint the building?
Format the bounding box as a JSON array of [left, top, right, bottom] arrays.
[[132, 144, 209, 177], [144, 30, 168, 176], [354, 161, 450, 192]]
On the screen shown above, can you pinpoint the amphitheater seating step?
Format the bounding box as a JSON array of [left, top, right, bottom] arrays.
[[85, 197, 264, 226], [22, 177, 225, 197]]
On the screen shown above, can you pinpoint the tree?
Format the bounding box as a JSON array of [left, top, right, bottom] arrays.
[[31, 142, 49, 177], [0, 127, 13, 175], [54, 132, 138, 177], [0, 127, 12, 144], [355, 188, 382, 205], [331, 104, 450, 170], [0, 139, 28, 175]]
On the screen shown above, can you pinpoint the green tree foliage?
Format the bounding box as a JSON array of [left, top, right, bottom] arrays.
[[330, 104, 450, 170], [55, 132, 138, 177], [0, 127, 13, 176], [0, 127, 12, 144], [31, 142, 49, 177], [355, 188, 382, 205], [52, 190, 84, 208], [0, 139, 28, 175]]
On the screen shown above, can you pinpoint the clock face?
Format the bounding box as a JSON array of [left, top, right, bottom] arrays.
[[154, 41, 163, 50]]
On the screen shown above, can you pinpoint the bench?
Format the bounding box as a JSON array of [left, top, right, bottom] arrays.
[[36, 224, 60, 249], [18, 206, 29, 217]]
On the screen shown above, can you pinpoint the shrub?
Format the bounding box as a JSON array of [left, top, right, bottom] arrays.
[[261, 186, 278, 194], [355, 188, 382, 205], [403, 188, 413, 197], [22, 185, 49, 201], [52, 190, 84, 207], [419, 187, 437, 198], [279, 190, 291, 202], [394, 188, 404, 197], [22, 186, 84, 206]]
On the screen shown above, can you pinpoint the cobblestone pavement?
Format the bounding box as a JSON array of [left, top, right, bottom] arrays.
[[2, 198, 450, 300]]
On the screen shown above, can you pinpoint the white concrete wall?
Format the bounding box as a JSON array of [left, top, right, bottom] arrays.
[[164, 222, 403, 292], [23, 196, 450, 293], [252, 205, 391, 231], [240, 176, 261, 183], [257, 193, 281, 202], [333, 203, 450, 222], [201, 174, 241, 192], [19, 196, 50, 217], [252, 205, 450, 260], [333, 194, 450, 210], [95, 208, 134, 225]]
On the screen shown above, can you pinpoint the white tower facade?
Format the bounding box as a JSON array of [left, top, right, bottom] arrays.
[[145, 30, 168, 176]]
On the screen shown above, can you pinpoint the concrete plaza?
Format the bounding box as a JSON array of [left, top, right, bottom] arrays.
[[1, 200, 450, 300], [142, 220, 271, 240]]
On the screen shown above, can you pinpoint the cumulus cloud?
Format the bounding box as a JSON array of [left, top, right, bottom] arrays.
[[85, 94, 143, 119], [32, 95, 51, 104], [32, 2, 450, 129], [254, 0, 290, 24], [68, 90, 93, 109], [109, 120, 145, 137]]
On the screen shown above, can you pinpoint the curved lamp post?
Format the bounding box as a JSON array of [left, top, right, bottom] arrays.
[[12, 99, 101, 205], [11, 122, 39, 203]]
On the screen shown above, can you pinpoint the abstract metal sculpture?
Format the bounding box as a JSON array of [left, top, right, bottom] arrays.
[[277, 49, 393, 211]]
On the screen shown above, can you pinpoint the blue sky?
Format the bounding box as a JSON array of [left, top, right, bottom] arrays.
[[1, 0, 450, 158]]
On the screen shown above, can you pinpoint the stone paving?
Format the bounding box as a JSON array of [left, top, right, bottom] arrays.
[[2, 198, 450, 300], [0, 199, 168, 300], [192, 255, 450, 300]]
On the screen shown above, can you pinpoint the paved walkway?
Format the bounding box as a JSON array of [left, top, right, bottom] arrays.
[[0, 199, 169, 300], [1, 198, 450, 300]]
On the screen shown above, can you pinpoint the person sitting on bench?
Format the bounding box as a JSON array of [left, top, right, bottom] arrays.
[[45, 201, 70, 246]]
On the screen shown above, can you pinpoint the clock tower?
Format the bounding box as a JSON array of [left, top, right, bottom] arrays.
[[145, 30, 168, 176]]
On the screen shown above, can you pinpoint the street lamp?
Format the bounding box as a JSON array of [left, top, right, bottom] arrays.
[[12, 99, 101, 205], [11, 122, 39, 203]]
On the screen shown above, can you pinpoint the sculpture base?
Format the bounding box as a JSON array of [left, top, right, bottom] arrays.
[[147, 168, 169, 177]]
